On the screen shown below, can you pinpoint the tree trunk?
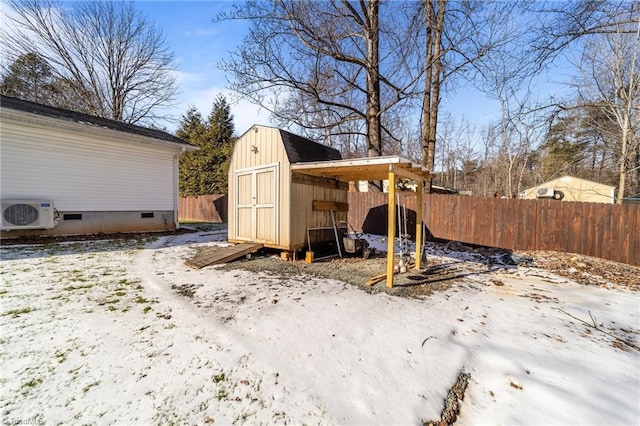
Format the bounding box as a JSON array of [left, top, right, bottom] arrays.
[[421, 0, 447, 175], [617, 116, 630, 204], [366, 0, 382, 158]]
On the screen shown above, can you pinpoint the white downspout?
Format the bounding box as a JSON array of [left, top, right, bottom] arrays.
[[173, 147, 185, 229]]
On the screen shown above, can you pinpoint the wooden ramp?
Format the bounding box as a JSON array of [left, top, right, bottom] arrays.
[[185, 242, 263, 269]]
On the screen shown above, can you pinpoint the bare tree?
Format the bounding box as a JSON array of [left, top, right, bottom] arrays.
[[575, 16, 640, 203], [2, 0, 177, 125], [217, 0, 422, 162], [530, 0, 640, 67], [416, 0, 520, 174], [421, 0, 447, 172]]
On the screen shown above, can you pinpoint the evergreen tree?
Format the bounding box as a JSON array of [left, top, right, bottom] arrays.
[[177, 96, 235, 196], [178, 107, 207, 196], [1, 52, 59, 104], [205, 95, 235, 194], [538, 114, 589, 180]]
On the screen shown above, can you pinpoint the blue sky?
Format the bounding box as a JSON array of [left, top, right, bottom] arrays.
[[1, 0, 574, 138], [136, 1, 273, 135], [137, 0, 521, 137]]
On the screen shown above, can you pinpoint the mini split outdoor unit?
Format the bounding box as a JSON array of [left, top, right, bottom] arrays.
[[536, 187, 555, 198], [1, 200, 56, 230]]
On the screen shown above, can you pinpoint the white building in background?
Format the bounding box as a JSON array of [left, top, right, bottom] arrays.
[[520, 175, 615, 204]]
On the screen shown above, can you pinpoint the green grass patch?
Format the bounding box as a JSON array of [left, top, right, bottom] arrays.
[[82, 381, 100, 393], [2, 307, 33, 317], [143, 306, 152, 314], [134, 296, 149, 304], [63, 284, 93, 291], [114, 291, 126, 297], [216, 388, 228, 401], [21, 377, 43, 395], [50, 294, 69, 301], [55, 350, 68, 363]]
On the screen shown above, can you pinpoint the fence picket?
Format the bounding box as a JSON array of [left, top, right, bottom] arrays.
[[179, 193, 639, 265]]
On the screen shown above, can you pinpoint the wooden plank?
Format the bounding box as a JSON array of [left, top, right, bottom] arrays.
[[578, 202, 589, 256], [591, 203, 604, 259], [415, 181, 423, 269], [566, 201, 579, 255], [512, 198, 528, 251], [292, 172, 349, 190], [504, 199, 515, 249], [185, 242, 263, 269], [365, 273, 387, 286], [617, 204, 630, 265], [602, 203, 615, 261], [312, 200, 349, 212], [633, 204, 640, 266], [392, 164, 427, 184], [387, 171, 396, 288]]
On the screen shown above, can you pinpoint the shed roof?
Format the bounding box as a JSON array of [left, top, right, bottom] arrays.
[[291, 155, 434, 183], [279, 129, 342, 163], [0, 95, 191, 147]]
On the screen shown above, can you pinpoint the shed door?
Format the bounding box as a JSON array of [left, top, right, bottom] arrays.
[[234, 164, 279, 244]]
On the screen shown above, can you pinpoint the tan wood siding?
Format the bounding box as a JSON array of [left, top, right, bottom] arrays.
[[1, 119, 179, 211], [289, 182, 348, 249], [228, 126, 290, 246]]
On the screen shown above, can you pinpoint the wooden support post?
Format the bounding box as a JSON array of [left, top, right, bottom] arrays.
[[386, 170, 396, 288], [415, 180, 423, 270]]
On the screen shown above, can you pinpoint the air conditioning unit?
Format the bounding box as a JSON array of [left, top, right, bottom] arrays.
[[1, 200, 56, 230], [536, 187, 555, 198]]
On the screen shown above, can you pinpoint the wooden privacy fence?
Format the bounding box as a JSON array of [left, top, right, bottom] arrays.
[[347, 192, 639, 266], [178, 194, 227, 223]]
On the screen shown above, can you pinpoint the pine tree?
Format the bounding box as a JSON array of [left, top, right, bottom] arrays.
[[205, 95, 235, 194], [1, 52, 59, 104], [178, 107, 207, 196], [177, 96, 235, 196]]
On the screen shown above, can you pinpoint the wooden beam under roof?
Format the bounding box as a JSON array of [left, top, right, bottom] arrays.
[[291, 155, 434, 183], [290, 155, 434, 289], [391, 164, 427, 185]]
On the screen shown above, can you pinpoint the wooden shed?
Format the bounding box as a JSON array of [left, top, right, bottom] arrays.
[[229, 125, 435, 288], [228, 125, 346, 251]]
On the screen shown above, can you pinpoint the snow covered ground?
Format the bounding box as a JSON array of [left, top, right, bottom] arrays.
[[1, 229, 638, 425]]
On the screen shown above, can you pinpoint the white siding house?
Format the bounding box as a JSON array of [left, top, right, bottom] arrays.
[[0, 95, 196, 237]]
